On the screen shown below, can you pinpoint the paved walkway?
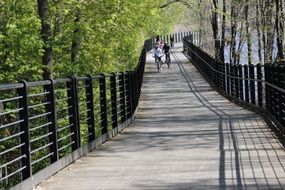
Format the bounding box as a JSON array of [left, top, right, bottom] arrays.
[[36, 46, 285, 190]]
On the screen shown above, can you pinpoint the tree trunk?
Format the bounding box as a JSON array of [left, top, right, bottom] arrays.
[[198, 0, 203, 46], [236, 22, 245, 65], [265, 0, 274, 64], [71, 7, 81, 64], [275, 0, 284, 61], [256, 0, 263, 64], [245, 0, 252, 65], [211, 0, 221, 60], [261, 0, 267, 64], [230, 2, 237, 64], [280, 0, 285, 59], [37, 0, 53, 80], [220, 0, 226, 62]]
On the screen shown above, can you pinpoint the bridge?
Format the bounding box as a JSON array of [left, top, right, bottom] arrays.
[[1, 33, 285, 189]]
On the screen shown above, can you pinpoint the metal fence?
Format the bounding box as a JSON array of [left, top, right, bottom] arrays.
[[159, 31, 200, 45], [0, 39, 152, 189], [183, 37, 285, 140]]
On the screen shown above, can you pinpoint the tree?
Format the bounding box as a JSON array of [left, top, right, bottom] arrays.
[[37, 0, 53, 79], [0, 0, 42, 83]]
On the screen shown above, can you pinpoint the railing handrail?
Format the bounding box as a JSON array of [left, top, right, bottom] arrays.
[[0, 31, 189, 190], [183, 42, 285, 95], [183, 37, 285, 143]]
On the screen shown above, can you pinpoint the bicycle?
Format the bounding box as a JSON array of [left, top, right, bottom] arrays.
[[165, 52, 171, 68], [155, 56, 163, 72], [170, 41, 174, 48]]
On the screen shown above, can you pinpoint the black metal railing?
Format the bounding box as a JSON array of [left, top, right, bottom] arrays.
[[159, 31, 199, 45], [0, 39, 152, 189], [183, 37, 285, 140]]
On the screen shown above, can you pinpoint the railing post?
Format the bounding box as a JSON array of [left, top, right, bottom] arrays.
[[216, 61, 220, 89], [133, 71, 139, 111], [273, 64, 280, 120], [244, 65, 249, 103], [238, 65, 244, 101], [17, 81, 31, 180], [234, 64, 239, 99], [66, 77, 80, 150], [119, 72, 126, 123], [264, 64, 270, 111], [249, 64, 256, 105], [226, 63, 230, 94], [230, 64, 235, 97], [279, 64, 285, 125], [268, 64, 274, 114], [213, 60, 217, 86], [177, 33, 179, 42], [127, 71, 133, 118], [85, 75, 95, 142], [221, 62, 226, 92], [130, 71, 135, 114], [45, 79, 58, 163], [99, 74, 108, 134], [110, 73, 118, 129], [256, 64, 263, 107]]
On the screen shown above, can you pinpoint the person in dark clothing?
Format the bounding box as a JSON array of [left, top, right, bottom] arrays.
[[163, 42, 171, 68], [170, 35, 174, 48], [155, 35, 160, 43]]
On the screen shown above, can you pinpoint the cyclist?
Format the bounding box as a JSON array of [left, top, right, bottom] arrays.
[[163, 42, 171, 68], [170, 35, 174, 48], [153, 46, 164, 72]]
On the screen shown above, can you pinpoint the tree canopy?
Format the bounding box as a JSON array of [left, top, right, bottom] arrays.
[[0, 0, 186, 83]]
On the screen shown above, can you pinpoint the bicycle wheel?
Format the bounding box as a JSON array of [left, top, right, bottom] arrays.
[[156, 60, 161, 72], [166, 54, 171, 68]]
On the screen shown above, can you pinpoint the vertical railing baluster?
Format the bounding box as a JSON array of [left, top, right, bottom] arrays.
[[244, 65, 249, 103], [249, 64, 256, 105], [131, 71, 136, 113], [257, 64, 263, 107], [135, 71, 139, 110], [17, 81, 31, 180], [127, 71, 133, 118], [230, 64, 235, 97], [67, 77, 80, 150], [45, 79, 58, 162], [273, 64, 280, 121], [99, 74, 108, 135], [214, 60, 217, 86], [226, 63, 230, 94], [234, 64, 239, 99], [85, 75, 95, 142], [264, 64, 270, 111], [280, 65, 285, 125], [238, 65, 244, 101], [222, 62, 226, 92], [119, 72, 126, 123], [269, 64, 274, 115], [110, 73, 118, 130]]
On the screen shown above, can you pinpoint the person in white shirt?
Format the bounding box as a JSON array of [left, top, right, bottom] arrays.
[[153, 46, 164, 72]]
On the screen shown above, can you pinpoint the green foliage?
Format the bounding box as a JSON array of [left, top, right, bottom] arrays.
[[0, 1, 187, 188], [0, 0, 184, 83], [0, 0, 43, 83]]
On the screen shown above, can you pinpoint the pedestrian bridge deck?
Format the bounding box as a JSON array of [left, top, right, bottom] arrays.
[[36, 46, 285, 190]]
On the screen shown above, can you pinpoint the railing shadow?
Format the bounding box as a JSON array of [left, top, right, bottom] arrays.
[[175, 55, 285, 189]]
